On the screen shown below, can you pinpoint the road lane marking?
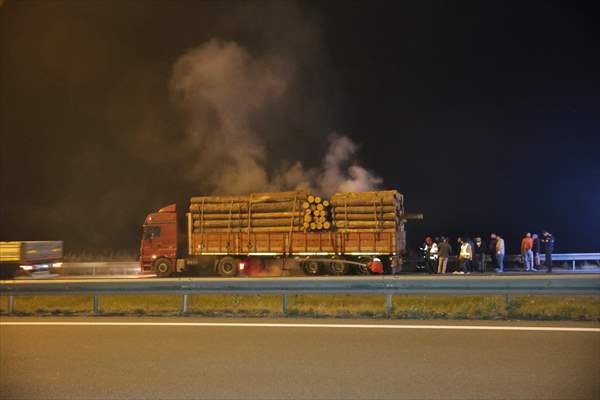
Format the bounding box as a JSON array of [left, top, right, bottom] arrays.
[[1, 321, 599, 332]]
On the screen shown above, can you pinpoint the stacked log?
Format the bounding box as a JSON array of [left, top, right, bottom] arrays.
[[301, 195, 332, 231], [330, 190, 404, 232], [190, 190, 320, 233]]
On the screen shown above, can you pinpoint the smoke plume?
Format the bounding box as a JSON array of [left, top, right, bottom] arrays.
[[170, 39, 381, 196]]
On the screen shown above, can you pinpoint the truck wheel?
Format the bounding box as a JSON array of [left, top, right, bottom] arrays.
[[328, 262, 348, 275], [302, 261, 321, 276], [153, 258, 173, 277], [355, 264, 370, 275], [216, 257, 239, 277]]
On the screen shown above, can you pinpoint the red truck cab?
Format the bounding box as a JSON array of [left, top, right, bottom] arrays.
[[140, 204, 178, 276]]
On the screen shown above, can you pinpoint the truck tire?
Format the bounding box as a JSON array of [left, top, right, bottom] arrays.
[[355, 263, 370, 275], [216, 257, 239, 277], [302, 260, 321, 276], [153, 258, 173, 277], [328, 262, 348, 275]]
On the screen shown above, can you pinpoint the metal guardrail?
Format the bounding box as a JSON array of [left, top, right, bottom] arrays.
[[408, 253, 600, 272], [538, 253, 600, 271], [1, 275, 599, 315]]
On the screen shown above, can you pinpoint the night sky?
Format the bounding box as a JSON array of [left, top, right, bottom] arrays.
[[1, 0, 598, 255]]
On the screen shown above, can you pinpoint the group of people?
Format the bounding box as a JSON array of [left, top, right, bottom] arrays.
[[420, 231, 556, 274]]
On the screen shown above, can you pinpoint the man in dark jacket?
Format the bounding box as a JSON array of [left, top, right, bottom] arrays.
[[437, 237, 452, 274], [473, 237, 486, 272], [489, 233, 498, 267], [541, 230, 555, 273], [532, 233, 541, 270]]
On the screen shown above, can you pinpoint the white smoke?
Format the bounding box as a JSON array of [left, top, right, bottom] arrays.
[[170, 39, 382, 196]]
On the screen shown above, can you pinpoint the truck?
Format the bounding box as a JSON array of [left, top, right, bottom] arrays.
[[0, 241, 63, 278], [139, 190, 421, 277]]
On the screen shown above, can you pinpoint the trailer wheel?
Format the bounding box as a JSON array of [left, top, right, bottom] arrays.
[[355, 263, 370, 275], [328, 262, 348, 275], [302, 260, 321, 276], [216, 257, 239, 277], [153, 258, 173, 277]]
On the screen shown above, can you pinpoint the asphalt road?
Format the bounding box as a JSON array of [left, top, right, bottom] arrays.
[[1, 318, 599, 399]]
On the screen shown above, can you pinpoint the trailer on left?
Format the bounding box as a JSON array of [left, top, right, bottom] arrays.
[[0, 241, 63, 278]]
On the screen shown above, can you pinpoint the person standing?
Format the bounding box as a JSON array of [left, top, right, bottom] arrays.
[[429, 239, 439, 274], [420, 237, 436, 274], [457, 238, 473, 274], [437, 237, 452, 274], [489, 233, 498, 268], [532, 233, 541, 270], [495, 235, 505, 272], [473, 237, 486, 272], [541, 230, 555, 273], [521, 233, 534, 271]]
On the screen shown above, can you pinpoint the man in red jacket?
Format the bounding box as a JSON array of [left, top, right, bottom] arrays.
[[521, 232, 535, 271]]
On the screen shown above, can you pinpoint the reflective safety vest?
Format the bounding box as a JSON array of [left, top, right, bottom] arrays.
[[429, 243, 439, 260], [460, 243, 472, 260]]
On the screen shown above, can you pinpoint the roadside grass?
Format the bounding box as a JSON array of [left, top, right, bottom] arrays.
[[1, 294, 599, 321]]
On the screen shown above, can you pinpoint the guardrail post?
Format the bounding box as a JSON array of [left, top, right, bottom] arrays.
[[385, 293, 393, 317], [572, 260, 576, 271], [92, 295, 100, 314], [282, 293, 288, 315], [8, 295, 15, 314], [181, 294, 189, 314]]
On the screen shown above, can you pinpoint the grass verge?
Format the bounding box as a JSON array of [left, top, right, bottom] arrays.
[[1, 294, 599, 321]]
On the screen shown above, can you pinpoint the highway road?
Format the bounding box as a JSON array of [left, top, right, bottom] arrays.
[[1, 317, 599, 399]]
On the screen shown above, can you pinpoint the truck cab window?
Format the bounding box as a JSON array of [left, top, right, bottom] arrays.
[[142, 226, 161, 240]]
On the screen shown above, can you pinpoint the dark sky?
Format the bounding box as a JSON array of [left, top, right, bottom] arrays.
[[1, 0, 598, 255]]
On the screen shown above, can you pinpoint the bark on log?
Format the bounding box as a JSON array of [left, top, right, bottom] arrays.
[[330, 198, 399, 207], [191, 211, 304, 220], [331, 191, 401, 207], [190, 190, 309, 204], [332, 205, 397, 214], [332, 190, 400, 199], [332, 212, 398, 221], [190, 201, 300, 213], [333, 220, 398, 229], [193, 227, 306, 233], [334, 228, 398, 233], [193, 218, 304, 228]]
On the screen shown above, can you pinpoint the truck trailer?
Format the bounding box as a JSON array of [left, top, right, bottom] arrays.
[[0, 241, 63, 278], [139, 190, 420, 277]]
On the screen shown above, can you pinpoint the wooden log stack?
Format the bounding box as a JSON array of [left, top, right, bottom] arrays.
[[189, 189, 405, 234], [190, 190, 332, 233], [301, 195, 332, 231], [330, 190, 404, 233]]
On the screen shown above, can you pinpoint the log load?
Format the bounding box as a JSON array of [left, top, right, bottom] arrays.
[[190, 190, 332, 233], [189, 189, 407, 234], [331, 190, 405, 233]]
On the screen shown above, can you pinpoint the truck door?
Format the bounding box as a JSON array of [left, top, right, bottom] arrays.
[[140, 226, 162, 268]]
